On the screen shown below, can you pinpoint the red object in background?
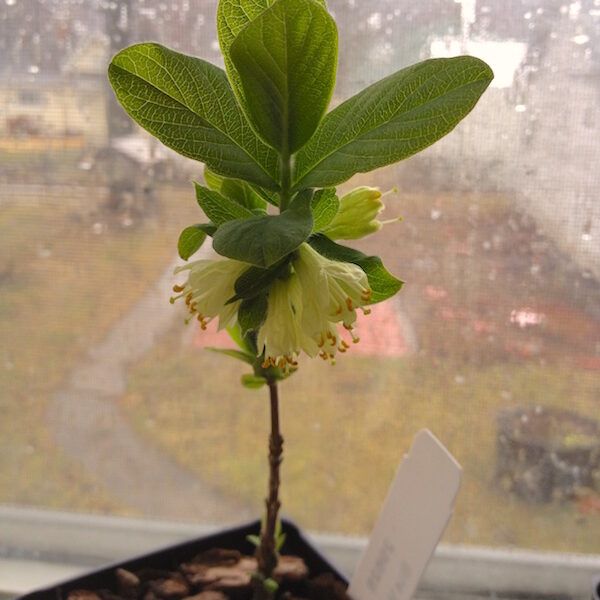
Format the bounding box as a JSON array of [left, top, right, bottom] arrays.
[[424, 285, 448, 301], [351, 302, 408, 357], [193, 320, 237, 350], [574, 356, 600, 371], [576, 494, 600, 516], [192, 303, 409, 358]]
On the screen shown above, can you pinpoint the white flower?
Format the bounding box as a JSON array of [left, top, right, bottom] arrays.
[[257, 244, 373, 367], [257, 276, 306, 369], [171, 258, 247, 330], [295, 243, 371, 329]]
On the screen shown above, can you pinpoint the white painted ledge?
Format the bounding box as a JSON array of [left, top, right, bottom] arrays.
[[1, 506, 600, 599], [0, 560, 85, 596]]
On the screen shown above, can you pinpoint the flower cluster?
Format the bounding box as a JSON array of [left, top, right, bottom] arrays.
[[172, 243, 372, 369]]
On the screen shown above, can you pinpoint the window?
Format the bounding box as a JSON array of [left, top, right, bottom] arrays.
[[1, 0, 599, 597], [16, 90, 45, 106]]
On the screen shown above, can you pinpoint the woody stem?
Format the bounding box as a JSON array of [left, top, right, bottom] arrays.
[[255, 380, 284, 590]]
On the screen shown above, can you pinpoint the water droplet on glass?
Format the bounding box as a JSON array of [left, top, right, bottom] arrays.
[[572, 34, 590, 45], [582, 233, 593, 242], [28, 65, 39, 74], [515, 104, 527, 113], [367, 12, 382, 30], [5, 0, 17, 6], [430, 209, 442, 221]]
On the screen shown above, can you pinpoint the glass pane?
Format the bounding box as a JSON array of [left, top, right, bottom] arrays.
[[1, 0, 599, 559]]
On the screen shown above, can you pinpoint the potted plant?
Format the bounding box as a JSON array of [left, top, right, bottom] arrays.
[[18, 1, 492, 598]]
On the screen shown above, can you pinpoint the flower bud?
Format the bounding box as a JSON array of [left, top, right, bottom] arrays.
[[322, 186, 385, 240]]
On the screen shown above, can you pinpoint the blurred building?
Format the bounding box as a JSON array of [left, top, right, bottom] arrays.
[[0, 34, 109, 148]]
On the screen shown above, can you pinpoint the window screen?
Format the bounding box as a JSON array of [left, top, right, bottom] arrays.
[[1, 0, 599, 557]]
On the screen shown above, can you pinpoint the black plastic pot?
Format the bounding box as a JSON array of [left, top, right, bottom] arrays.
[[17, 519, 347, 600]]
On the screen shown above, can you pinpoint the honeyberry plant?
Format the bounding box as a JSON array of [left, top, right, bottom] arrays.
[[108, 0, 493, 596]]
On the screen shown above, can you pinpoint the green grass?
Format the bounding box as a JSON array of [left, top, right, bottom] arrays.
[[0, 186, 197, 512], [124, 334, 600, 553]]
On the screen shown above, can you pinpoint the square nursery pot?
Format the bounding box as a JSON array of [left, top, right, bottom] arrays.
[[16, 519, 349, 600]]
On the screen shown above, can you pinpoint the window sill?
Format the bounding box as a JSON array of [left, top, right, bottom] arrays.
[[1, 506, 599, 599]]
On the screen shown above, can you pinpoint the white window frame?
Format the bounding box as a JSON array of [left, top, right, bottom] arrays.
[[1, 506, 600, 599]]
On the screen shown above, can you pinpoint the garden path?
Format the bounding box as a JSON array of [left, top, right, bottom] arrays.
[[47, 247, 252, 522]]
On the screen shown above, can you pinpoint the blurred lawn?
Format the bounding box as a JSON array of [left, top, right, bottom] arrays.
[[124, 334, 600, 553], [0, 186, 196, 511]]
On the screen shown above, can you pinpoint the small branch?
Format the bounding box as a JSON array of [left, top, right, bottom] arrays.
[[255, 380, 284, 587]]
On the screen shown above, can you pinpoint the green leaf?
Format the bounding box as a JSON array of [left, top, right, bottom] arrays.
[[194, 183, 254, 225], [231, 260, 291, 303], [246, 534, 261, 547], [227, 323, 255, 354], [197, 223, 218, 237], [229, 0, 338, 153], [213, 190, 313, 268], [203, 167, 226, 192], [220, 180, 267, 212], [276, 532, 287, 552], [309, 234, 403, 303], [217, 0, 327, 111], [311, 188, 339, 231], [178, 225, 208, 261], [263, 579, 279, 594], [238, 295, 268, 336], [242, 374, 268, 389], [204, 167, 271, 211], [294, 56, 494, 189], [207, 347, 256, 366], [107, 43, 279, 189]]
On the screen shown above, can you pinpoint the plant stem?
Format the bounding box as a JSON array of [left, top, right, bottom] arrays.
[[279, 150, 292, 212], [254, 145, 289, 599], [255, 380, 284, 587]]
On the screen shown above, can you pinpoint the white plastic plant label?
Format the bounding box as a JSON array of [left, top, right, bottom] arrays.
[[349, 429, 462, 600]]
